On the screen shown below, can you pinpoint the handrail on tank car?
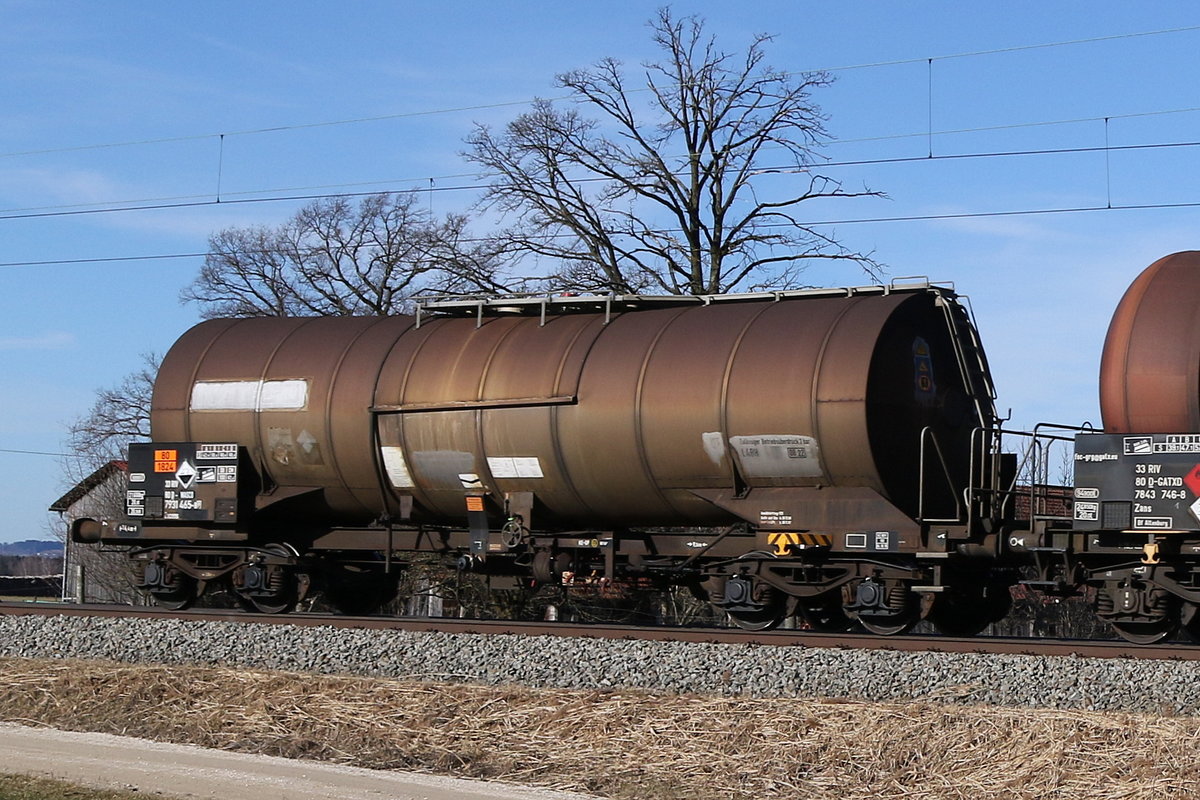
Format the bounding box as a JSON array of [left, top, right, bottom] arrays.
[[935, 290, 999, 427], [965, 422, 1092, 531], [1027, 421, 1095, 522], [917, 426, 964, 523], [890, 275, 954, 292]]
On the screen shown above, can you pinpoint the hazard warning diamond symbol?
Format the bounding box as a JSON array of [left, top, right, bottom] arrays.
[[175, 460, 197, 489], [1185, 464, 1200, 497]]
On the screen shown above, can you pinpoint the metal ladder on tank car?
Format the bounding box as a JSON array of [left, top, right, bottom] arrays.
[[934, 288, 999, 428], [933, 287, 1006, 530]]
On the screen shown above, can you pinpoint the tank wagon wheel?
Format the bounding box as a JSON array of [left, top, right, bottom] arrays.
[[727, 605, 785, 631], [143, 563, 197, 611], [847, 579, 919, 636], [1110, 618, 1178, 645], [1181, 604, 1200, 643], [149, 581, 196, 611], [240, 596, 290, 613], [797, 593, 853, 633], [1097, 582, 1179, 645], [856, 613, 918, 636], [247, 594, 295, 614], [236, 544, 301, 614], [723, 552, 787, 631], [928, 599, 997, 637]]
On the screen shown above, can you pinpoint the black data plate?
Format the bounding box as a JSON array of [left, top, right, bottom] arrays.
[[1074, 433, 1200, 532], [126, 442, 241, 523]]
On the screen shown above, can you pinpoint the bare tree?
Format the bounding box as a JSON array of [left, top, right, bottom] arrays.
[[465, 9, 882, 296], [182, 192, 512, 318], [65, 353, 157, 475]]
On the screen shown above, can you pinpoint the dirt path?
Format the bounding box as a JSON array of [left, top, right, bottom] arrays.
[[0, 722, 598, 800]]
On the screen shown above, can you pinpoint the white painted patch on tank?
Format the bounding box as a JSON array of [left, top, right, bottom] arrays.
[[190, 379, 309, 411], [488, 457, 518, 478], [380, 446, 415, 488], [190, 380, 258, 410], [701, 432, 727, 465], [258, 379, 308, 410], [728, 434, 823, 479], [513, 457, 544, 478]]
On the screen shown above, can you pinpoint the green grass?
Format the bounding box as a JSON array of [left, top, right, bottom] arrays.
[[0, 774, 175, 800]]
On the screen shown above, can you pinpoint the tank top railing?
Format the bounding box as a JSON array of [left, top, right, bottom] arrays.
[[1022, 422, 1092, 527]]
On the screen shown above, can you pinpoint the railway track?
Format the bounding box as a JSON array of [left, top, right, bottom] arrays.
[[1, 600, 1194, 661]]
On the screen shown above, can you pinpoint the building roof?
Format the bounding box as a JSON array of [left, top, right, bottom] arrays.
[[49, 460, 127, 513]]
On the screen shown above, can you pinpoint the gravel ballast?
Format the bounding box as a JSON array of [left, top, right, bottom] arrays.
[[0, 614, 1197, 714]]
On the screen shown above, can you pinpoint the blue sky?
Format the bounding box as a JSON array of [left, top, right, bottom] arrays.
[[3, 1, 1200, 542]]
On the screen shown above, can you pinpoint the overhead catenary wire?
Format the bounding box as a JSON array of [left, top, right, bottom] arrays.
[[6, 198, 1200, 271], [0, 23, 1195, 163], [5, 100, 1200, 219], [3, 94, 1200, 219], [2, 139, 1200, 267], [0, 26, 1196, 270], [0, 134, 1197, 227], [0, 25, 1195, 222], [0, 448, 71, 458]]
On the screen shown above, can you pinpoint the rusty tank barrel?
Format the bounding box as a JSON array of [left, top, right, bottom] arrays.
[[150, 287, 991, 529], [1100, 251, 1200, 433]]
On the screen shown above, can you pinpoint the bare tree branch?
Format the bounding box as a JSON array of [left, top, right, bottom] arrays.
[[464, 8, 884, 295], [181, 193, 512, 317], [65, 353, 158, 479]]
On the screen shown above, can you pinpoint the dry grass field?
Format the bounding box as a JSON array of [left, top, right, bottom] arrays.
[[0, 656, 1197, 799]]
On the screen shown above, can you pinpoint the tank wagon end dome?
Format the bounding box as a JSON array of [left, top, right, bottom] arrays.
[[1100, 251, 1200, 433]]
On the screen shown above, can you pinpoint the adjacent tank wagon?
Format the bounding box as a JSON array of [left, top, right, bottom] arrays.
[[1061, 251, 1200, 643]]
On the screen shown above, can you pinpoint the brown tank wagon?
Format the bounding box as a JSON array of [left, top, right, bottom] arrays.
[[75, 281, 1039, 634], [151, 286, 984, 528]]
